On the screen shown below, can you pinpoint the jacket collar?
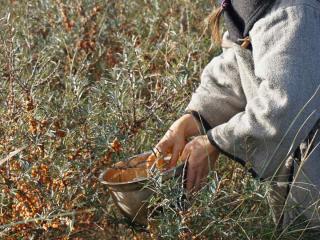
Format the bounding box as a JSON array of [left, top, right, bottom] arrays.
[[223, 0, 276, 43]]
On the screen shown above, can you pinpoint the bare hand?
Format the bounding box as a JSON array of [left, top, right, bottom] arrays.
[[180, 135, 219, 192], [155, 114, 202, 168]]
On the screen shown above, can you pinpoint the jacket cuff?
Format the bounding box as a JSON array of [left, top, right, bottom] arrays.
[[188, 110, 212, 133]]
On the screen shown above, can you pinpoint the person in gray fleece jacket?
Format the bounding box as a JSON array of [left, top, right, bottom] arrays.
[[155, 0, 320, 230]]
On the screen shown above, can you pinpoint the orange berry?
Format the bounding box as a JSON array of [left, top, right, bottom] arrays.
[[111, 138, 122, 153]]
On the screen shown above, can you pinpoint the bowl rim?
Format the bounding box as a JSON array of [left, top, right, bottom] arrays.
[[99, 151, 185, 186]]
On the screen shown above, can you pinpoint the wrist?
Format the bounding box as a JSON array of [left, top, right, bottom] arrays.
[[199, 135, 214, 154], [207, 137, 220, 162], [178, 114, 200, 138]]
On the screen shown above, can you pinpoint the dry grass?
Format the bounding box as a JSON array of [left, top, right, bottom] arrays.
[[0, 0, 316, 239]]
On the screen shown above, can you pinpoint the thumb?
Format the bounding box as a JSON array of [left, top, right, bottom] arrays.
[[155, 141, 171, 156], [180, 144, 190, 164], [169, 144, 182, 169]]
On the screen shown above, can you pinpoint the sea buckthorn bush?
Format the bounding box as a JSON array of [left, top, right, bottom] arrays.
[[0, 1, 314, 239]]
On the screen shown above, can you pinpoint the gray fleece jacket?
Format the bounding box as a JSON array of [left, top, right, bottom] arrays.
[[187, 0, 320, 228]]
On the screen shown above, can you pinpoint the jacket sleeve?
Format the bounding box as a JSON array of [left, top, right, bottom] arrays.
[[186, 32, 246, 132], [207, 3, 320, 179]]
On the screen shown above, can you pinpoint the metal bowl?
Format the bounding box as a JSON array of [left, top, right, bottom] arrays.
[[99, 151, 185, 225]]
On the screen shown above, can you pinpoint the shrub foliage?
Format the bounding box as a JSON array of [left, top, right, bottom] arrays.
[[0, 0, 310, 239]]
